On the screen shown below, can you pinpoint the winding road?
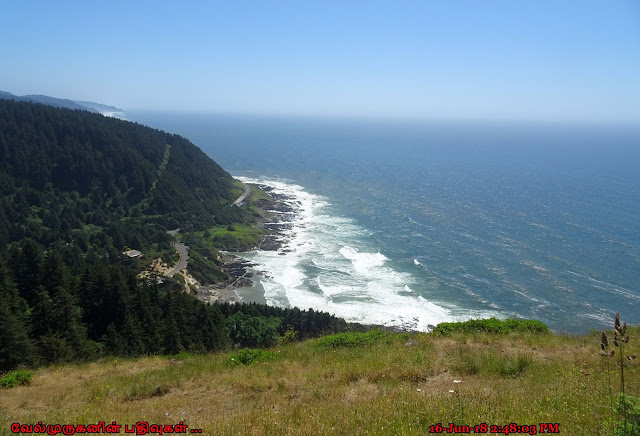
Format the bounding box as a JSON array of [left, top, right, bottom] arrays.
[[233, 183, 251, 206], [164, 183, 248, 277], [166, 229, 189, 277]]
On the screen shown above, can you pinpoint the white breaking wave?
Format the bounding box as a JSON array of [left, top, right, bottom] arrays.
[[339, 246, 387, 274], [236, 176, 457, 331], [100, 110, 127, 120]]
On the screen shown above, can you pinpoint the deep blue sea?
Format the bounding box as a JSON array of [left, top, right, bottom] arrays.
[[130, 112, 640, 333]]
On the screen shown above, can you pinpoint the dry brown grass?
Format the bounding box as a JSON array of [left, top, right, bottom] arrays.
[[1, 328, 638, 435]]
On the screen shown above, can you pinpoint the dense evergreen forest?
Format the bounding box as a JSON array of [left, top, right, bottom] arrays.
[[0, 100, 349, 372], [0, 98, 246, 245]]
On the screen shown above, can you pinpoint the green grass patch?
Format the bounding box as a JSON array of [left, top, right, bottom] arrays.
[[1, 327, 639, 435], [450, 347, 534, 377], [162, 351, 194, 361], [316, 328, 386, 348], [433, 317, 550, 335], [228, 349, 277, 366], [199, 223, 264, 251], [0, 370, 33, 389], [247, 184, 273, 202]]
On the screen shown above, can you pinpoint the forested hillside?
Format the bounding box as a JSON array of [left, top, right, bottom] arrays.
[[0, 100, 349, 372], [0, 98, 246, 248]]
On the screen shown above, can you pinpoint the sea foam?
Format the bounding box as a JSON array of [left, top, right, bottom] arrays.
[[237, 176, 457, 331]]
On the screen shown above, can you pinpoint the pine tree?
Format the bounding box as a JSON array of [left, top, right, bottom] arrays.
[[0, 259, 36, 370], [10, 239, 44, 305]]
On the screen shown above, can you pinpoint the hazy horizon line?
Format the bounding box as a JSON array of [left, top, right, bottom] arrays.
[[127, 107, 640, 128]]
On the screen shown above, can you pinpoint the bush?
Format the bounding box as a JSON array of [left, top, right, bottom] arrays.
[[316, 328, 385, 348], [281, 327, 299, 344], [226, 312, 281, 348], [229, 349, 276, 366], [433, 318, 549, 335], [0, 370, 33, 388], [614, 395, 640, 435]]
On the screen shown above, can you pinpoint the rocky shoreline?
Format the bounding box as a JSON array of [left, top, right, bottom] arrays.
[[255, 184, 299, 252], [195, 183, 300, 304]]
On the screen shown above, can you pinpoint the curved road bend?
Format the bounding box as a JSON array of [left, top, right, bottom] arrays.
[[165, 180, 248, 279], [165, 229, 189, 277], [233, 183, 251, 206]]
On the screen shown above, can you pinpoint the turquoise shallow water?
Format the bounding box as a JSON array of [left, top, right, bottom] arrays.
[[131, 112, 640, 333]]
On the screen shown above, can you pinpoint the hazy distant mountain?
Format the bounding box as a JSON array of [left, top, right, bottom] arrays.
[[0, 90, 126, 118], [0, 91, 20, 99], [75, 100, 127, 119], [0, 91, 96, 112]]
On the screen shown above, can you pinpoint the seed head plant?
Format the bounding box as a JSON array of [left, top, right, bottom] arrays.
[[600, 312, 638, 435]]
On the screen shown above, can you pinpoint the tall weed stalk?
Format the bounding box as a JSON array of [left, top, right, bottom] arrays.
[[600, 312, 638, 435]]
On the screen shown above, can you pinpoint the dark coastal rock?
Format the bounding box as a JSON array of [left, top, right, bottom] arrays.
[[260, 236, 282, 251], [269, 203, 296, 213], [193, 182, 300, 305]]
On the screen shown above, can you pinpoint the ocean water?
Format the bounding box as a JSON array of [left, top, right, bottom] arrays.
[[131, 112, 640, 333]]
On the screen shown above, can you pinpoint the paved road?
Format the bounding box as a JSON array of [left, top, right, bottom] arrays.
[[233, 183, 251, 206], [166, 230, 189, 277]]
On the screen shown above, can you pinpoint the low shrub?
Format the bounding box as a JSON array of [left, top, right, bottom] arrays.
[[433, 318, 549, 335], [229, 348, 276, 366], [0, 370, 32, 388], [613, 395, 640, 436], [316, 328, 385, 348]]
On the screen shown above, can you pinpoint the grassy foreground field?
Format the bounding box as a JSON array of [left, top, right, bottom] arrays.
[[1, 327, 638, 436]]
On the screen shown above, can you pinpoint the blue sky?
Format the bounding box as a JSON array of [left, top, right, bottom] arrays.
[[1, 0, 639, 122]]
